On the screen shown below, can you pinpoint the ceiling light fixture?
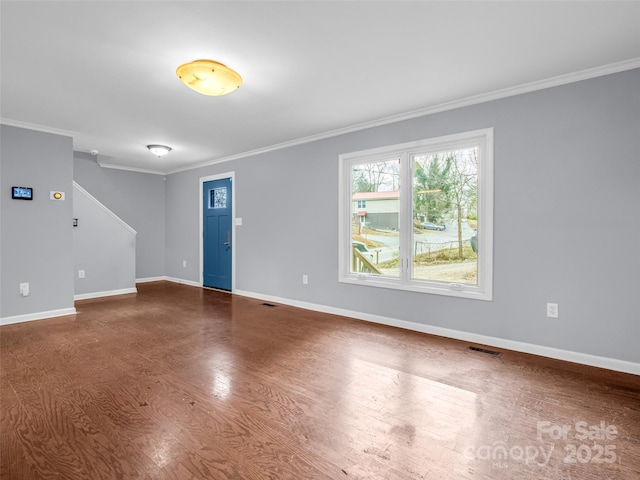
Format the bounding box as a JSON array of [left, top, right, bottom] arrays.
[[176, 59, 242, 96], [147, 144, 172, 157]]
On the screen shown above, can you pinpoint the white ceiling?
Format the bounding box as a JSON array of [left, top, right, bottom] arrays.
[[1, 1, 639, 174]]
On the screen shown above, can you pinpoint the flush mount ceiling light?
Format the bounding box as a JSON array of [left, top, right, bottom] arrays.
[[176, 59, 242, 96], [147, 144, 172, 157]]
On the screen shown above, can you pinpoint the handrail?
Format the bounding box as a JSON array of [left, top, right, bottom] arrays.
[[352, 248, 382, 275]]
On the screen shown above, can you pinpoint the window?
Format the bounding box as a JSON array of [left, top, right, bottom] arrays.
[[339, 129, 493, 300], [210, 187, 227, 209], [357, 200, 367, 208]]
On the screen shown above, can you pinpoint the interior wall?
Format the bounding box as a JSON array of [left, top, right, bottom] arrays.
[[165, 69, 640, 365], [73, 153, 166, 280], [73, 183, 136, 296], [0, 125, 75, 320]]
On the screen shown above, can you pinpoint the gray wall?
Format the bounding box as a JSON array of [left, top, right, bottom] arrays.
[[74, 153, 166, 279], [2, 70, 637, 365], [0, 125, 75, 318], [73, 183, 136, 296], [164, 69, 640, 364]]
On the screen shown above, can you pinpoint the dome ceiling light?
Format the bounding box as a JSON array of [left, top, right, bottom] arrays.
[[176, 59, 242, 96], [147, 144, 172, 157]]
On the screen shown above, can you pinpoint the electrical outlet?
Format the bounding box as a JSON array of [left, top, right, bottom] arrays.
[[19, 283, 29, 296], [547, 303, 559, 318], [183, 260, 187, 268], [302, 274, 308, 285], [78, 270, 85, 278]]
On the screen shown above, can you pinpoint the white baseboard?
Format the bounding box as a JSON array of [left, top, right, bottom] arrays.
[[1, 307, 77, 326], [139, 276, 201, 288], [164, 276, 201, 288], [74, 287, 137, 301], [136, 276, 167, 284], [234, 289, 640, 376]]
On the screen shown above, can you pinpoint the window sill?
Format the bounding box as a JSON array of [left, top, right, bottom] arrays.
[[339, 274, 492, 301]]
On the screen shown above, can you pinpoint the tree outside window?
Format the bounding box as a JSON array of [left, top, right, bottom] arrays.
[[339, 129, 493, 300]]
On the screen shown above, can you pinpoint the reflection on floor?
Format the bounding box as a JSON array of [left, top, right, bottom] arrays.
[[1, 281, 638, 479]]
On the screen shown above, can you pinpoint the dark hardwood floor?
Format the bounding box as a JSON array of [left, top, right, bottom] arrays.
[[1, 281, 639, 479]]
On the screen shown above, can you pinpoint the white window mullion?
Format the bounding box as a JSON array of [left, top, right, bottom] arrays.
[[398, 151, 412, 284], [339, 128, 493, 300], [476, 130, 494, 299]]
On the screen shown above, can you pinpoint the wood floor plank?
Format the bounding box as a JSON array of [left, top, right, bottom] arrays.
[[1, 281, 638, 479]]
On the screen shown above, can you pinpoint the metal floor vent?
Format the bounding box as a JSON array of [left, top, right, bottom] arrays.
[[262, 303, 277, 307], [469, 346, 501, 357]]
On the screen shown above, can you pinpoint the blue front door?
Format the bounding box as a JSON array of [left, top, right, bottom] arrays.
[[203, 178, 232, 290]]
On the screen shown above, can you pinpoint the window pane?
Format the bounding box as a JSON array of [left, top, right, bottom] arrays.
[[210, 187, 227, 209], [340, 128, 492, 299], [351, 158, 400, 277], [411, 148, 478, 284]]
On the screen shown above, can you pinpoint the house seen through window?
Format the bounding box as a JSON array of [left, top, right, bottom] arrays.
[[339, 129, 493, 300]]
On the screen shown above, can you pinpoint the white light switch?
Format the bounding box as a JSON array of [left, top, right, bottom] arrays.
[[19, 283, 29, 296], [235, 218, 243, 226]]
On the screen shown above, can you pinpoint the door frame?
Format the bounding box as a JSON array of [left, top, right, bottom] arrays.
[[199, 171, 236, 291]]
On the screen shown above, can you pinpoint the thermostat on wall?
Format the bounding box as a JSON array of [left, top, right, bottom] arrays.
[[12, 186, 33, 200], [50, 191, 65, 200]]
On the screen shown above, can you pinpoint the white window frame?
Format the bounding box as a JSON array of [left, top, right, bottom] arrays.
[[338, 128, 493, 300]]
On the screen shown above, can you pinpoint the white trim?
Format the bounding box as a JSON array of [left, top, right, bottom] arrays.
[[136, 276, 167, 284], [165, 276, 201, 288], [74, 288, 137, 301], [166, 58, 640, 175], [136, 275, 202, 287], [0, 118, 77, 138], [5, 60, 637, 177], [1, 307, 77, 326], [136, 276, 201, 287], [234, 289, 640, 376], [199, 172, 236, 291], [73, 182, 137, 235], [96, 161, 166, 176]]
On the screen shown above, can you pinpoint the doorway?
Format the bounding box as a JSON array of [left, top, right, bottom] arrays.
[[201, 173, 234, 291]]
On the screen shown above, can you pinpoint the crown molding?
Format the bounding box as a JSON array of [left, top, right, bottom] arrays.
[[96, 160, 166, 176], [167, 57, 640, 175], [0, 118, 77, 138], [5, 58, 639, 177]]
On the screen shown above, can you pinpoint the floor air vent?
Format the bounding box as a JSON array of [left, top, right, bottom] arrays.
[[262, 303, 277, 307], [469, 346, 501, 357]]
